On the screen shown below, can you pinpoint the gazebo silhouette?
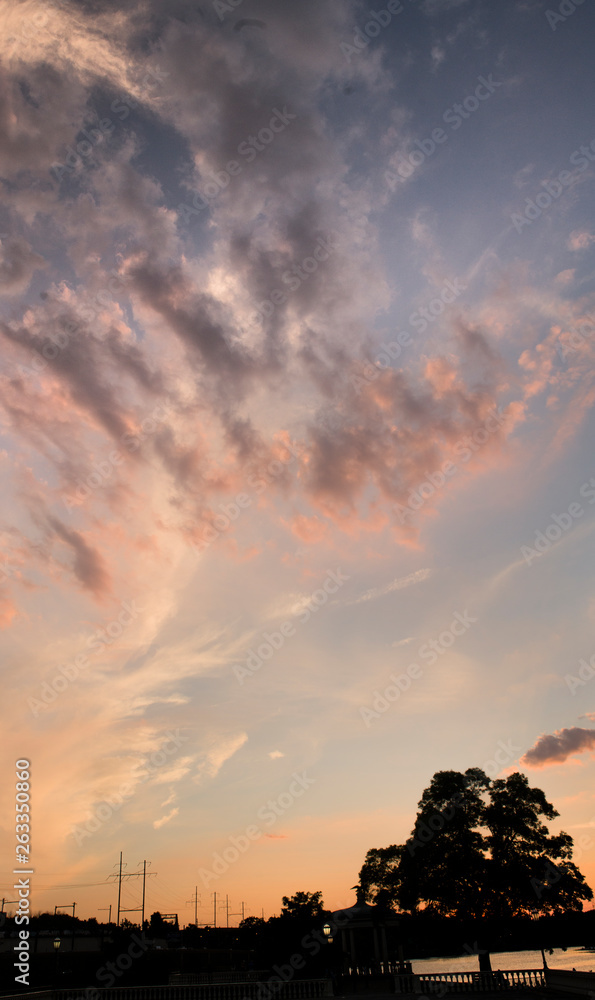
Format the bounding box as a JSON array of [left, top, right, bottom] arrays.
[[328, 887, 408, 977]]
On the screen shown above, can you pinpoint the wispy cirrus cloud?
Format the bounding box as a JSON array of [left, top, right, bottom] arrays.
[[194, 733, 249, 785], [153, 807, 179, 829], [349, 568, 432, 605]]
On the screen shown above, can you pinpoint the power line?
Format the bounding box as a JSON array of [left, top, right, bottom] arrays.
[[106, 853, 156, 926], [151, 875, 183, 900], [150, 875, 187, 908], [0, 880, 112, 890]]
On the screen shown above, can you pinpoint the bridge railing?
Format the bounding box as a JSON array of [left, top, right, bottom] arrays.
[[169, 975, 270, 986], [394, 968, 546, 993], [2, 981, 333, 1000], [544, 969, 595, 996], [0, 993, 55, 1000], [345, 963, 407, 976]]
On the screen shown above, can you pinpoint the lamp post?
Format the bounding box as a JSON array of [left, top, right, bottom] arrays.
[[54, 937, 61, 980], [323, 923, 333, 944]]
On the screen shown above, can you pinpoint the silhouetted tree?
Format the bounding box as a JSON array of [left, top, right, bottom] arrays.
[[280, 891, 324, 920], [237, 915, 266, 946], [360, 768, 489, 918], [359, 768, 592, 919], [239, 915, 266, 930], [485, 771, 593, 917], [358, 844, 406, 911]]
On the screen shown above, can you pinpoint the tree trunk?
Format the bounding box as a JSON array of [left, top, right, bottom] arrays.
[[479, 951, 492, 972]]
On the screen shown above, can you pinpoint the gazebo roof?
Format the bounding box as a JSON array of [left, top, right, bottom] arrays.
[[330, 887, 399, 927]]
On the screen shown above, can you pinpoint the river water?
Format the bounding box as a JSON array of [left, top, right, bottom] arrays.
[[412, 946, 595, 974]]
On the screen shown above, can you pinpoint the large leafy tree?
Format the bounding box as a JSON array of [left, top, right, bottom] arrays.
[[358, 769, 592, 919], [359, 768, 490, 917], [485, 772, 592, 917], [359, 844, 405, 911], [402, 767, 490, 919], [280, 890, 324, 920]]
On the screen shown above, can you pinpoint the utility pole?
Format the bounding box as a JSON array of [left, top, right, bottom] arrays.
[[185, 887, 200, 927], [213, 891, 217, 928], [141, 860, 147, 931], [225, 895, 230, 928], [230, 900, 247, 927], [117, 851, 123, 927], [98, 906, 112, 924], [107, 854, 156, 928]]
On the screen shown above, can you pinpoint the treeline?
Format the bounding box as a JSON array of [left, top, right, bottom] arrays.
[[2, 903, 594, 991]]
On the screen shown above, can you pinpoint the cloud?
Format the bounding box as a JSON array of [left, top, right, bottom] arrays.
[[234, 19, 267, 32], [0, 237, 46, 296], [269, 750, 284, 759], [0, 0, 569, 613], [47, 517, 111, 597], [151, 757, 195, 785], [0, 592, 18, 629], [153, 807, 179, 829], [193, 732, 248, 784], [430, 45, 446, 69], [567, 230, 595, 251], [521, 728, 595, 767], [349, 569, 432, 605], [0, 0, 591, 643]]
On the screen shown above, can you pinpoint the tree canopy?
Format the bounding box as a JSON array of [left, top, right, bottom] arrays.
[[280, 890, 325, 920], [358, 768, 592, 919]]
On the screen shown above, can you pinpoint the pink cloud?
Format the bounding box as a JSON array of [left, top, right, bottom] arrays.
[[567, 230, 595, 251], [0, 593, 17, 629], [521, 728, 595, 767], [47, 517, 111, 598], [289, 514, 329, 544], [0, 0, 593, 627]]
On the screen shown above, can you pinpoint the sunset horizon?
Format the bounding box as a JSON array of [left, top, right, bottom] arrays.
[[2, 0, 595, 948]]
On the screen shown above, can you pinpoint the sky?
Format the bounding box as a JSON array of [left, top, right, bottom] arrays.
[[1, 0, 595, 927]]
